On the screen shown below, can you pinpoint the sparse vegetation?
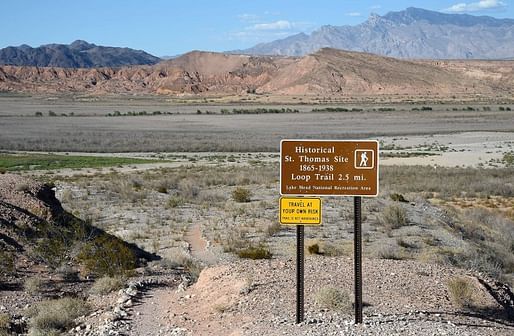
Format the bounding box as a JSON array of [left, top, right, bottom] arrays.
[[380, 204, 408, 230], [390, 193, 408, 202], [0, 250, 15, 278], [503, 152, 514, 167], [308, 243, 321, 255], [377, 245, 406, 260], [77, 235, 137, 276], [0, 154, 160, 172], [0, 313, 10, 333], [447, 277, 475, 308], [89, 276, 125, 295], [315, 287, 352, 312], [237, 243, 272, 259], [24, 278, 45, 295], [232, 187, 252, 203], [26, 297, 89, 334]]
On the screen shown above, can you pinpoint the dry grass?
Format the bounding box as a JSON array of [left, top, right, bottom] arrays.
[[237, 243, 272, 260], [447, 277, 475, 308], [89, 276, 125, 295], [0, 314, 9, 332], [27, 297, 89, 334], [380, 204, 408, 230], [232, 187, 252, 203], [24, 278, 44, 295], [315, 287, 352, 313]]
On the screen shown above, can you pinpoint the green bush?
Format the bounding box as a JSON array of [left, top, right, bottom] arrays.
[[232, 187, 252, 203], [27, 297, 89, 333], [77, 235, 136, 276], [315, 287, 352, 312]]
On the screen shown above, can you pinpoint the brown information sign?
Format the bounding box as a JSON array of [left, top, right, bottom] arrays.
[[280, 140, 379, 197]]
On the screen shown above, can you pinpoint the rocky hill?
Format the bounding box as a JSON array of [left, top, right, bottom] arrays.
[[0, 173, 156, 284], [1, 48, 513, 98], [236, 7, 514, 59], [0, 40, 160, 68]]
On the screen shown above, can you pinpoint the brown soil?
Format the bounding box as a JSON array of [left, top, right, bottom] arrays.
[[1, 49, 513, 100]]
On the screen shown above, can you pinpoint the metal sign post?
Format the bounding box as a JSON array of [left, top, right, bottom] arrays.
[[296, 225, 305, 324], [354, 196, 363, 324], [279, 197, 321, 324], [280, 140, 379, 325]]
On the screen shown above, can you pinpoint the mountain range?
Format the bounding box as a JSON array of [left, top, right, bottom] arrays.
[[1, 48, 513, 99], [0, 40, 160, 68], [235, 7, 514, 59]]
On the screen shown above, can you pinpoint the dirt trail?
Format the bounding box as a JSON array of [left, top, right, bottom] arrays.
[[126, 258, 514, 336], [184, 224, 218, 265]]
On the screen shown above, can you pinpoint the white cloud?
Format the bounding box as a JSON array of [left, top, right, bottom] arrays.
[[250, 20, 292, 31], [370, 5, 382, 10], [444, 0, 506, 13], [346, 12, 362, 17], [238, 14, 260, 23]]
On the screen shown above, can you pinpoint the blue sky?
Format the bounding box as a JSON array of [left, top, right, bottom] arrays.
[[0, 0, 512, 56]]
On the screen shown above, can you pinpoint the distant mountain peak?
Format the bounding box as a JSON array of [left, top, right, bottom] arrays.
[[69, 40, 96, 50], [235, 7, 514, 59], [0, 41, 160, 68]]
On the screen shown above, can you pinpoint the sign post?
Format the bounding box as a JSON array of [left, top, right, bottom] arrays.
[[279, 196, 322, 324], [296, 225, 304, 324], [280, 140, 379, 325], [354, 196, 363, 324]]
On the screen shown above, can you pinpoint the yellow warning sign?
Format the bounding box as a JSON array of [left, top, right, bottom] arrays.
[[279, 197, 322, 225]]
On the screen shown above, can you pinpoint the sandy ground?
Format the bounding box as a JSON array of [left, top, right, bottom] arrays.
[[15, 131, 514, 180], [380, 131, 514, 167]]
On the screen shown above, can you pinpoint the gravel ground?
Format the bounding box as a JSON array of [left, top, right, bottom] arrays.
[[113, 258, 514, 336]]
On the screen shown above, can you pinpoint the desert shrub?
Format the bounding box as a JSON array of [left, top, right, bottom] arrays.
[[380, 204, 408, 230], [503, 152, 514, 167], [24, 278, 44, 294], [390, 193, 408, 202], [237, 243, 272, 259], [162, 253, 204, 282], [315, 287, 352, 312], [27, 297, 89, 333], [166, 195, 185, 208], [56, 265, 79, 282], [32, 238, 67, 269], [447, 277, 475, 308], [89, 276, 125, 295], [308, 243, 321, 255], [77, 235, 136, 276], [0, 313, 10, 332], [222, 229, 248, 253], [156, 185, 168, 194], [0, 250, 15, 275], [232, 187, 252, 203], [15, 183, 30, 192], [377, 245, 405, 260], [307, 242, 345, 256], [0, 168, 6, 174], [322, 243, 346, 257], [265, 222, 282, 237], [396, 238, 417, 249]]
